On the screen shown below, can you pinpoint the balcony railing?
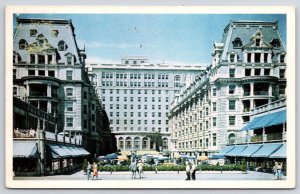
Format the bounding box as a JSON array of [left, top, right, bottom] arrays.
[[254, 91, 268, 95], [13, 129, 37, 138], [243, 108, 250, 112]]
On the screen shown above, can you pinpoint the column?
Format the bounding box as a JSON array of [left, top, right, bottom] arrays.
[[47, 101, 51, 114], [45, 54, 48, 65], [148, 138, 151, 150], [251, 53, 255, 63], [26, 82, 30, 98], [260, 52, 264, 63], [52, 54, 56, 64], [268, 52, 272, 63], [262, 127, 267, 142], [35, 54, 38, 65], [47, 84, 52, 97], [250, 83, 254, 96], [140, 138, 143, 150], [268, 84, 273, 96], [250, 99, 254, 110], [243, 52, 247, 63]]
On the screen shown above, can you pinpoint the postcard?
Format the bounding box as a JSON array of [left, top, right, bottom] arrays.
[[5, 6, 295, 189]]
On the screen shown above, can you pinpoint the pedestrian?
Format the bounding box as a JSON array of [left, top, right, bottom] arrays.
[[137, 160, 144, 179], [277, 162, 283, 180], [190, 161, 196, 180], [185, 161, 191, 180], [92, 161, 98, 180], [129, 160, 137, 179], [154, 159, 158, 174], [87, 162, 92, 180]]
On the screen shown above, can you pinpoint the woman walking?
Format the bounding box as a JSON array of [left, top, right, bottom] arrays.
[[92, 161, 98, 180], [137, 160, 144, 179], [129, 160, 137, 179]]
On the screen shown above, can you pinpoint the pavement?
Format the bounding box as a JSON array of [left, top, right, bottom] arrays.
[[13, 170, 286, 181]]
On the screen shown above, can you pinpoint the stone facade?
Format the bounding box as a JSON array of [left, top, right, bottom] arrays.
[[86, 58, 204, 152], [13, 18, 116, 156], [169, 20, 287, 158]]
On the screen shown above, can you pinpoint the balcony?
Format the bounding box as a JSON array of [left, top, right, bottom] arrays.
[[254, 91, 269, 96]]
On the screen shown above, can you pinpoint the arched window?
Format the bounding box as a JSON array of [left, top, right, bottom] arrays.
[[232, 37, 243, 48], [162, 138, 168, 150], [270, 39, 281, 48], [37, 34, 45, 45], [125, 137, 132, 149], [118, 137, 124, 149], [58, 40, 67, 51], [18, 39, 27, 50], [142, 137, 148, 149], [228, 133, 236, 145], [134, 137, 140, 149]]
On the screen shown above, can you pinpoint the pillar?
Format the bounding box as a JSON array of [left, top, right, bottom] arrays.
[[251, 53, 254, 63], [250, 99, 254, 110], [250, 82, 254, 96], [268, 52, 272, 63], [268, 84, 273, 96], [260, 52, 264, 63], [35, 54, 38, 65], [45, 54, 48, 65], [37, 119, 45, 176], [263, 127, 267, 142], [148, 138, 151, 150]]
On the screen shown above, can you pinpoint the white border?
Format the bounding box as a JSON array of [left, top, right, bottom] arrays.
[[5, 5, 296, 189]]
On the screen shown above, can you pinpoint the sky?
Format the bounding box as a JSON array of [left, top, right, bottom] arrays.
[[14, 14, 286, 66]]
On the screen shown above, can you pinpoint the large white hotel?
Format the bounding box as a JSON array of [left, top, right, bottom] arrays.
[[87, 57, 204, 153]]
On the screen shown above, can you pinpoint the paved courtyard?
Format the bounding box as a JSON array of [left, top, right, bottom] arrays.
[[14, 170, 286, 181]]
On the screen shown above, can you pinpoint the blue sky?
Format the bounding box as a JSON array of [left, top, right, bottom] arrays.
[[14, 14, 286, 65]]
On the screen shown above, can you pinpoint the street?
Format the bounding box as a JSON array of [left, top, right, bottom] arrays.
[[13, 170, 286, 181]]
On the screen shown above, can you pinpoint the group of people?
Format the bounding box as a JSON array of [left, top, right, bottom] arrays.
[[86, 161, 99, 180], [273, 161, 283, 180], [13, 128, 36, 138], [185, 161, 196, 180], [129, 159, 144, 179]]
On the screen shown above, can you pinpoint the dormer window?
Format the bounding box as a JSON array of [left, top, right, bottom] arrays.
[[133, 60, 137, 65], [30, 29, 37, 37], [125, 60, 129, 64], [232, 37, 243, 48], [255, 39, 261, 47], [37, 34, 45, 45], [58, 40, 67, 51], [18, 39, 27, 50], [51, 30, 59, 37], [270, 39, 281, 48]]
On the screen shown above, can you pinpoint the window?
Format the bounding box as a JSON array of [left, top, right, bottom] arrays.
[[229, 54, 235, 62], [229, 116, 236, 126], [245, 69, 251, 76], [212, 102, 217, 111], [229, 85, 236, 94], [51, 30, 59, 37], [83, 105, 87, 114], [18, 39, 27, 50], [247, 53, 251, 63], [255, 53, 261, 63], [66, 71, 73, 80], [270, 39, 281, 48], [229, 69, 235, 78], [232, 37, 243, 48], [13, 86, 17, 95], [212, 88, 217, 96], [280, 55, 285, 63], [66, 102, 73, 111], [66, 88, 73, 96], [28, 69, 35, 76], [66, 117, 73, 127], [280, 69, 286, 78], [30, 29, 37, 37], [264, 53, 268, 63], [229, 100, 236, 110], [38, 54, 45, 64], [255, 39, 260, 46], [58, 40, 67, 51], [212, 133, 217, 146], [48, 70, 55, 77], [83, 92, 88, 99], [255, 69, 261, 76], [264, 69, 270, 76]]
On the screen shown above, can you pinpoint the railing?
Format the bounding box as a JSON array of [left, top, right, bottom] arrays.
[[253, 98, 286, 115], [254, 91, 268, 95], [266, 133, 283, 141], [243, 108, 250, 112], [250, 135, 263, 143], [13, 129, 37, 138]]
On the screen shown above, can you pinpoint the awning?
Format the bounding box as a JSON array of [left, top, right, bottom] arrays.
[[251, 143, 283, 158], [212, 145, 235, 158], [13, 141, 38, 158], [242, 110, 286, 131], [236, 144, 263, 157], [47, 144, 90, 158], [225, 145, 247, 157], [269, 143, 286, 158]]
